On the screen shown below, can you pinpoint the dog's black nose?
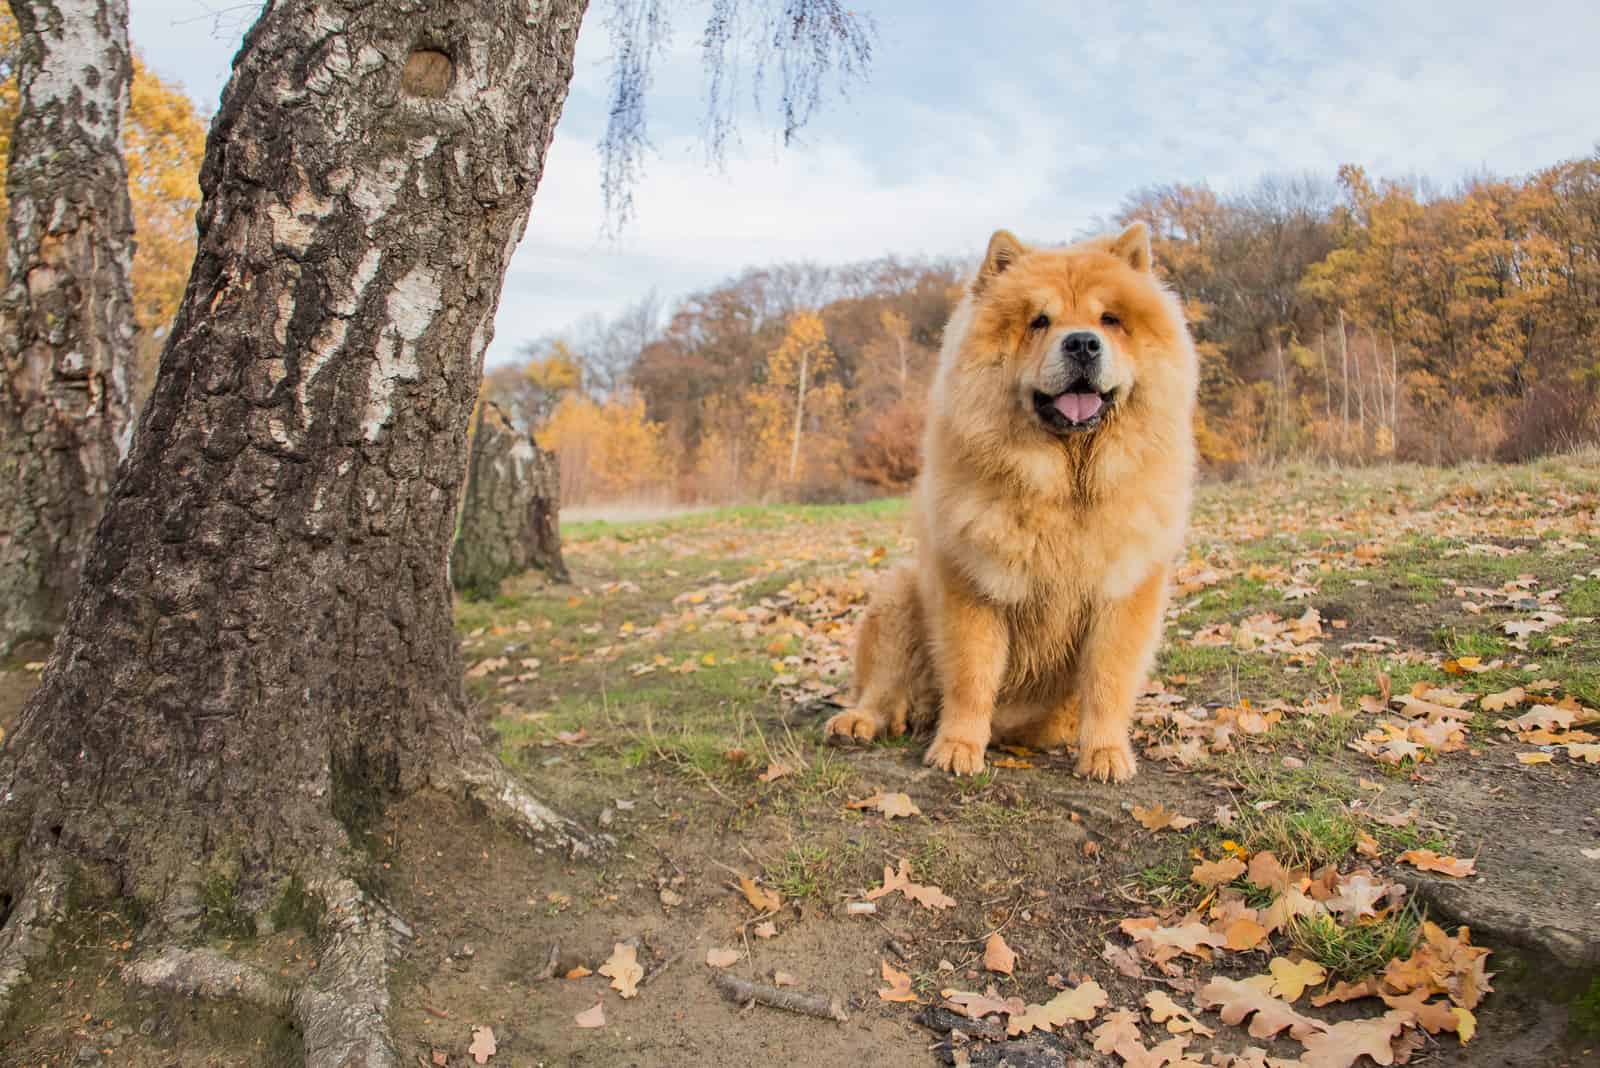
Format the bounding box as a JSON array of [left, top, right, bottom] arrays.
[[1061, 331, 1102, 363]]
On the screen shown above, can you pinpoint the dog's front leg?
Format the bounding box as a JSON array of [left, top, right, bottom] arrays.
[[924, 577, 1007, 776], [1075, 565, 1169, 782]]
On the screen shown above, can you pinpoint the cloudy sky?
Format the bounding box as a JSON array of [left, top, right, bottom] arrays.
[[131, 1, 1600, 365]]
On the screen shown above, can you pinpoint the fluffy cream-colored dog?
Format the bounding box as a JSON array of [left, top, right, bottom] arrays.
[[825, 224, 1197, 781]]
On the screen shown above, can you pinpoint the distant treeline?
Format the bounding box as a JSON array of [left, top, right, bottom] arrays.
[[489, 151, 1600, 505]]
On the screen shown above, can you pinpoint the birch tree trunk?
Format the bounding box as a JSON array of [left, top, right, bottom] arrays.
[[788, 347, 809, 481], [452, 398, 568, 598], [0, 0, 138, 654], [0, 0, 592, 1060]]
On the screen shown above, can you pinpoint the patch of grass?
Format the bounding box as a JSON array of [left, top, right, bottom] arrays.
[[1368, 820, 1451, 856], [269, 874, 324, 938], [200, 871, 256, 940], [1289, 906, 1421, 982], [1436, 626, 1510, 659], [764, 842, 847, 901], [1134, 857, 1192, 907], [1233, 802, 1362, 871]]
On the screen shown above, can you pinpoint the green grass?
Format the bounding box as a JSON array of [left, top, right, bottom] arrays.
[[1289, 907, 1421, 982]]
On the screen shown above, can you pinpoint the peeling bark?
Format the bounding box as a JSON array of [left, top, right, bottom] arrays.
[[0, 0, 589, 917], [0, 0, 139, 654], [452, 398, 568, 597]]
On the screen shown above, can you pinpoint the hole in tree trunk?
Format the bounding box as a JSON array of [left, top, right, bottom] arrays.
[[401, 48, 454, 98]]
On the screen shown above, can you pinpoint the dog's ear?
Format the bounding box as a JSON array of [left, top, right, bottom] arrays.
[[976, 229, 1026, 290], [1110, 222, 1152, 272]]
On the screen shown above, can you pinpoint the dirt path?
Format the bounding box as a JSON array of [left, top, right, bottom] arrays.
[[2, 457, 1598, 1066]]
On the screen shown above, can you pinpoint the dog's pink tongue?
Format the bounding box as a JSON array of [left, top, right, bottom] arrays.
[[1053, 391, 1103, 423]]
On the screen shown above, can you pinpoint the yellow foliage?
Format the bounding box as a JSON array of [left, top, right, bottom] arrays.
[[540, 394, 671, 505], [745, 311, 847, 490]]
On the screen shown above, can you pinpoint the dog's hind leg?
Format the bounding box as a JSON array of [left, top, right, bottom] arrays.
[[825, 566, 920, 743]]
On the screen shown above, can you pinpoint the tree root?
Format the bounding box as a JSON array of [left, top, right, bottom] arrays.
[[124, 878, 402, 1068], [455, 756, 611, 858], [0, 858, 67, 1023]]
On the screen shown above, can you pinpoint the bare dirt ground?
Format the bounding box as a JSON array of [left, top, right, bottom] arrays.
[[3, 454, 1599, 1067]]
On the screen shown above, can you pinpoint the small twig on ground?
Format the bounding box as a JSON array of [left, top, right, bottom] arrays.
[[533, 942, 560, 982], [713, 973, 848, 1023], [641, 951, 679, 988]]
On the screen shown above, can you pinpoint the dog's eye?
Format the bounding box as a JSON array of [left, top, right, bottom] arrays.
[[1100, 311, 1123, 329], [1029, 313, 1050, 331]]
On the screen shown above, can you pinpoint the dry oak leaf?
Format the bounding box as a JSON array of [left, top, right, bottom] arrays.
[[1144, 990, 1214, 1036], [864, 859, 957, 910], [573, 1002, 605, 1029], [1324, 873, 1387, 920], [1222, 917, 1269, 952], [1006, 979, 1108, 1035], [878, 959, 918, 1003], [564, 965, 592, 979], [983, 933, 1017, 975], [1397, 850, 1476, 878], [1091, 1007, 1145, 1054], [1196, 976, 1325, 1040], [737, 875, 783, 913], [1567, 743, 1600, 764], [1517, 751, 1554, 765], [1479, 686, 1525, 712], [705, 947, 741, 968], [753, 920, 778, 939], [758, 763, 791, 783], [1191, 856, 1247, 887], [1144, 922, 1228, 960], [468, 1025, 496, 1064], [598, 942, 643, 998], [1379, 991, 1467, 1037], [1296, 1010, 1410, 1068], [1246, 851, 1295, 893], [847, 791, 921, 819], [1134, 803, 1199, 832], [942, 986, 1026, 1020], [1263, 957, 1327, 1002]]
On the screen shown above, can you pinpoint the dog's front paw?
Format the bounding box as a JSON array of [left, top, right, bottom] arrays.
[[824, 710, 883, 744], [1075, 740, 1137, 783], [923, 733, 987, 776]]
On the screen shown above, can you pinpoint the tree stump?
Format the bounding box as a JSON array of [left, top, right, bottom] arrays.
[[452, 399, 569, 598]]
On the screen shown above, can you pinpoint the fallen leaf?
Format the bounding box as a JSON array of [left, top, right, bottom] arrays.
[[1195, 977, 1324, 1040], [1091, 1007, 1145, 1054], [564, 965, 592, 979], [983, 933, 1016, 975], [737, 875, 782, 913], [1325, 873, 1387, 919], [1264, 957, 1326, 1002], [774, 970, 798, 988], [758, 763, 791, 783], [864, 859, 957, 910], [1223, 917, 1269, 952], [1246, 851, 1294, 893], [432, 1051, 448, 1067], [598, 943, 643, 999], [1398, 850, 1476, 877], [1297, 1010, 1409, 1068], [1007, 980, 1108, 1035], [847, 791, 921, 819], [705, 947, 740, 968], [878, 959, 918, 1003], [1567, 743, 1600, 764], [1516, 751, 1553, 765], [1145, 990, 1214, 1036], [990, 756, 1036, 769], [468, 1025, 496, 1064], [1192, 856, 1247, 887], [1453, 1006, 1476, 1043], [753, 920, 778, 938], [573, 1002, 605, 1029], [1134, 803, 1200, 832], [1480, 686, 1525, 712], [943, 986, 1026, 1020]]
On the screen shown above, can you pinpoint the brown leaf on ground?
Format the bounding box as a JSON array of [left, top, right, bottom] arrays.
[[878, 959, 918, 1003], [598, 942, 643, 998], [573, 1003, 605, 1029], [1398, 850, 1476, 877], [705, 947, 740, 968], [1192, 856, 1247, 887], [757, 763, 791, 783], [773, 970, 799, 988], [1134, 803, 1199, 831], [1091, 1007, 1145, 1054], [1196, 977, 1325, 1040], [1479, 686, 1525, 712], [1006, 980, 1108, 1035], [1310, 976, 1384, 1006], [1325, 873, 1388, 919], [753, 920, 778, 939], [943, 986, 1025, 1020], [863, 859, 956, 910], [847, 791, 921, 819], [737, 875, 783, 913], [1297, 1010, 1410, 1068], [1264, 957, 1327, 1002], [468, 1025, 496, 1064], [1246, 851, 1295, 893], [1222, 916, 1270, 951], [564, 965, 592, 979], [983, 933, 1016, 975], [1145, 990, 1215, 1036]]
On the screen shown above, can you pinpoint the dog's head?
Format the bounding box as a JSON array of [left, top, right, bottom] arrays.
[[936, 224, 1196, 454]]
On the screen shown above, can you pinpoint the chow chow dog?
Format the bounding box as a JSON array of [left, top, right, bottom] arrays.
[[825, 224, 1197, 781]]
